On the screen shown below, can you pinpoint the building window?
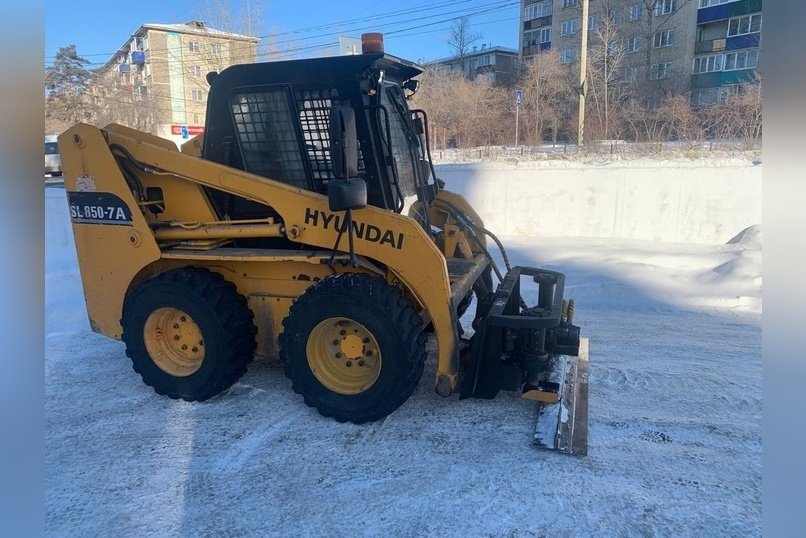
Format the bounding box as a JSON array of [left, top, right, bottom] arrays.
[[693, 53, 723, 74], [189, 41, 201, 53], [625, 66, 638, 82], [629, 4, 643, 21], [693, 86, 738, 107], [561, 19, 578, 35], [588, 14, 597, 31], [133, 37, 147, 51], [608, 10, 622, 25], [211, 42, 225, 54], [728, 13, 762, 37], [699, 0, 738, 8], [563, 0, 577, 7], [525, 1, 553, 21], [134, 85, 148, 100], [191, 89, 205, 101], [193, 113, 200, 124], [652, 30, 674, 48], [654, 0, 677, 16], [192, 65, 202, 77], [524, 27, 552, 46], [560, 49, 576, 64], [627, 37, 640, 53], [724, 50, 759, 71], [649, 62, 672, 80]]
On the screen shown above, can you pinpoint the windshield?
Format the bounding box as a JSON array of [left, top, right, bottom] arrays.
[[380, 84, 419, 200], [45, 142, 59, 155]]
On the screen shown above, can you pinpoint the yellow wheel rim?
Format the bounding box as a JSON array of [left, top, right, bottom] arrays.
[[143, 307, 206, 377], [306, 317, 382, 395]]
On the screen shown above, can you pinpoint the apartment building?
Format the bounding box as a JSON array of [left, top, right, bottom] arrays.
[[424, 45, 519, 86], [518, 0, 761, 107], [93, 20, 259, 145], [691, 0, 762, 106]]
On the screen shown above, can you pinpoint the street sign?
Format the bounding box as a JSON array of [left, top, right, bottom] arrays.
[[515, 89, 522, 106]]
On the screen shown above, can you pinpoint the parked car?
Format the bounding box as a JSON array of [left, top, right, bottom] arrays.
[[45, 134, 62, 176]]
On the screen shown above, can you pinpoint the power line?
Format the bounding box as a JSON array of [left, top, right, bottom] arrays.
[[44, 0, 475, 59], [45, 0, 518, 63]]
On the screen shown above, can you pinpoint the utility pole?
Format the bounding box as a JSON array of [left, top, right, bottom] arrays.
[[578, 0, 589, 148]]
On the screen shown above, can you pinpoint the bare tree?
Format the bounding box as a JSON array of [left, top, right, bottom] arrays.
[[413, 67, 511, 149], [447, 16, 482, 68], [586, 9, 628, 140], [520, 50, 574, 145]]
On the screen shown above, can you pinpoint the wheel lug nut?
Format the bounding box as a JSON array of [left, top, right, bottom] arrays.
[[180, 316, 187, 322], [333, 339, 339, 345], [192, 347, 198, 353], [335, 352, 342, 358], [365, 350, 373, 356], [339, 329, 346, 335], [345, 361, 352, 367], [362, 337, 370, 343], [181, 344, 188, 350], [173, 323, 180, 329], [358, 360, 365, 367], [174, 335, 180, 341]]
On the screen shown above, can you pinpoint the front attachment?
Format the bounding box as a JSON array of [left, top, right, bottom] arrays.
[[459, 266, 588, 456], [533, 338, 589, 456]]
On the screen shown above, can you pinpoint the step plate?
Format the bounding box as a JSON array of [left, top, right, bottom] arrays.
[[533, 338, 589, 456]]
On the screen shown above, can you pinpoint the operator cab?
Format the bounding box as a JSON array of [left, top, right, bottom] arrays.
[[201, 34, 436, 231]]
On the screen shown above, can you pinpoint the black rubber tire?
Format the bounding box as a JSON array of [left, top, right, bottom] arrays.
[[279, 273, 427, 423], [121, 267, 257, 401]]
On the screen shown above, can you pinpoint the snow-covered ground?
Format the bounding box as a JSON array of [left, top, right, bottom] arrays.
[[45, 160, 762, 536]]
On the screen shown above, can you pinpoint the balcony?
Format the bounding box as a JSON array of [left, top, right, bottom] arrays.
[[131, 51, 146, 65], [695, 38, 727, 54], [691, 69, 757, 89], [697, 4, 731, 23], [698, 0, 762, 24], [522, 42, 552, 56], [727, 33, 760, 50], [118, 64, 131, 73], [524, 15, 552, 31]]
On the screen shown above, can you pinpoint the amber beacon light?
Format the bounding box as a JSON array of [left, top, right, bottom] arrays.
[[361, 32, 384, 54]]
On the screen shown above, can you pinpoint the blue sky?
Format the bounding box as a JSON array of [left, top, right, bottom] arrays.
[[45, 0, 521, 67]]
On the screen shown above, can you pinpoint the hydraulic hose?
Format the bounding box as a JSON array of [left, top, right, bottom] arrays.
[[433, 200, 505, 283]]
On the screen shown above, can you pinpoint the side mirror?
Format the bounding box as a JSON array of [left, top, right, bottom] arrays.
[[329, 106, 359, 179], [328, 177, 367, 212]]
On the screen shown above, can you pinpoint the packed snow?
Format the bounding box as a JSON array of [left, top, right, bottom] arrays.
[[45, 159, 761, 536]]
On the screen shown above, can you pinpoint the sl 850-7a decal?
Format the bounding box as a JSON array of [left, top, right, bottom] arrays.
[[67, 192, 133, 226]]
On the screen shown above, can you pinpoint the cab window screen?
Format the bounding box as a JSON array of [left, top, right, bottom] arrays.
[[229, 89, 310, 190], [381, 86, 417, 199]]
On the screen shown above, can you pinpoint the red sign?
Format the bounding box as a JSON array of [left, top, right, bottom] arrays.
[[170, 125, 205, 135]]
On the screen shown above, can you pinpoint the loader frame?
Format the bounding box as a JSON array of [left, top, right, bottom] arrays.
[[61, 122, 482, 396]]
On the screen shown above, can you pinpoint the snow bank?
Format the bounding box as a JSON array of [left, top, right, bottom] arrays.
[[437, 158, 762, 244]]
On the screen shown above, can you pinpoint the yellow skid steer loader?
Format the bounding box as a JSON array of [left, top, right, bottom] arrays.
[[59, 34, 588, 455]]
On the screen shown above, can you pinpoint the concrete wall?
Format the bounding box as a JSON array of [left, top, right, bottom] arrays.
[[436, 159, 762, 244]]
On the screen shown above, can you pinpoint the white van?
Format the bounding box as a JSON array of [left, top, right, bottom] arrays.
[[45, 134, 62, 176]]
